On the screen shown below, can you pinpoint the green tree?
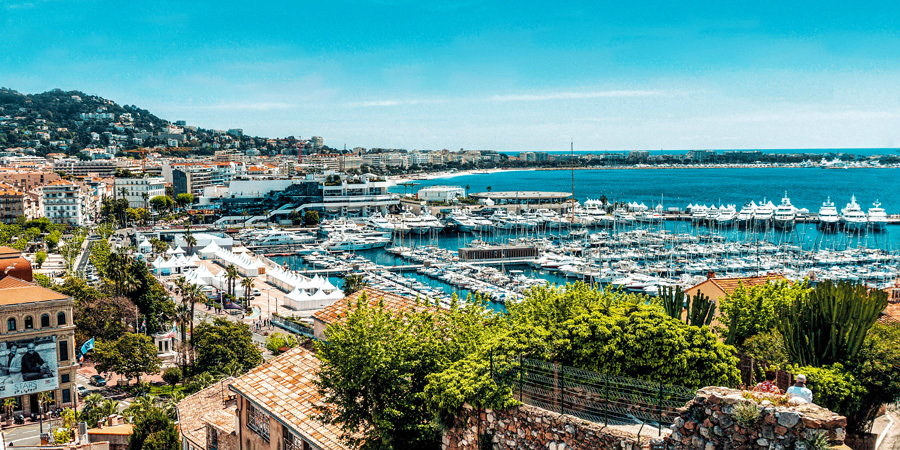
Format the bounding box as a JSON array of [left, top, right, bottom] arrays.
[[342, 274, 368, 296], [162, 367, 182, 394], [175, 193, 193, 209], [224, 264, 239, 298], [34, 250, 47, 268], [192, 318, 261, 375], [93, 333, 161, 386], [845, 323, 900, 433], [316, 292, 499, 449], [304, 210, 320, 226], [149, 195, 173, 212], [128, 406, 179, 450], [265, 332, 301, 356], [240, 277, 254, 307], [719, 280, 808, 349]]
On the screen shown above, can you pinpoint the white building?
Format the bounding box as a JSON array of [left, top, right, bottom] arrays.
[[114, 177, 166, 209], [417, 185, 465, 203], [42, 180, 87, 226]]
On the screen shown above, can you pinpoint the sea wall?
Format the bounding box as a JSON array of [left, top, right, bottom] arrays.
[[442, 387, 848, 450]]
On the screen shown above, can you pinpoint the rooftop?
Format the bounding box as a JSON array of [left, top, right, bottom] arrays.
[[312, 287, 427, 327], [87, 424, 134, 436], [228, 347, 349, 450], [0, 276, 69, 305], [176, 378, 236, 448]]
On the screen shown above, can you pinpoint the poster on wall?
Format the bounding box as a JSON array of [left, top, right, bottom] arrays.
[[0, 336, 58, 398]]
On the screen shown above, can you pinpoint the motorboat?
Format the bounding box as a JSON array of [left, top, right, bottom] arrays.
[[773, 193, 797, 229], [753, 200, 775, 227], [818, 197, 839, 230], [841, 196, 868, 231], [867, 201, 888, 231], [715, 205, 737, 226], [736, 202, 756, 227], [244, 229, 315, 247]]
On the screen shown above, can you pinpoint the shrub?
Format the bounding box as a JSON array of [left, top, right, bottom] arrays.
[[733, 401, 761, 426], [792, 364, 865, 419]]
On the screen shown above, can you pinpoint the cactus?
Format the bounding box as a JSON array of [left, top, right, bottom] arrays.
[[776, 280, 887, 366], [659, 285, 685, 320], [685, 291, 716, 327]]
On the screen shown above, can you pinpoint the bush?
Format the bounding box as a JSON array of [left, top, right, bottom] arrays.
[[742, 329, 790, 368], [733, 401, 761, 426], [846, 323, 900, 433]]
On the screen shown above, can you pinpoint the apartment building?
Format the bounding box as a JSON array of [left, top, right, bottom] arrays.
[[0, 183, 26, 224], [173, 167, 214, 198], [52, 159, 118, 178], [113, 177, 166, 209], [42, 180, 87, 226]]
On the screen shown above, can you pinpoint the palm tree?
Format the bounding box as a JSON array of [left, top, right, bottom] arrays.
[[123, 395, 155, 422], [141, 192, 149, 210], [240, 277, 254, 308], [174, 304, 191, 371], [224, 265, 239, 298], [184, 234, 197, 256], [183, 283, 204, 352], [106, 253, 137, 296], [163, 392, 184, 420]]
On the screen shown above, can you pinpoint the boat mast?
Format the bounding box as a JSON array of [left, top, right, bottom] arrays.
[[570, 141, 575, 225]]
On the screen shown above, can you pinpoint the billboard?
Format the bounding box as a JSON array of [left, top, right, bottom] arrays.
[[0, 336, 59, 398]]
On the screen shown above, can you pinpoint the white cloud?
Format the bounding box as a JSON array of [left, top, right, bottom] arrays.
[[487, 90, 667, 102]]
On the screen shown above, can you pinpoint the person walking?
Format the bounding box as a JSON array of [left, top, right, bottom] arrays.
[[786, 374, 813, 403]]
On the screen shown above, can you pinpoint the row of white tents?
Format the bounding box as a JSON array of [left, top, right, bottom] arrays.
[[151, 254, 201, 275], [267, 265, 344, 311]]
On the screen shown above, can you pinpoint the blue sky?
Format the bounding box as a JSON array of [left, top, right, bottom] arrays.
[[2, 0, 900, 151]]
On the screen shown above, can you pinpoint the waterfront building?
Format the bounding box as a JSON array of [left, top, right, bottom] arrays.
[[417, 185, 465, 203], [0, 260, 77, 416], [313, 173, 398, 217], [42, 180, 88, 226], [113, 176, 166, 209]]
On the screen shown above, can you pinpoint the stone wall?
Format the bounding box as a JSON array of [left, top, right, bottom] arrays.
[[443, 387, 849, 450], [442, 403, 646, 450], [665, 387, 847, 450]]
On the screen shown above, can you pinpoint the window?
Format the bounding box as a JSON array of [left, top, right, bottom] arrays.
[[24, 316, 33, 330], [61, 374, 70, 383], [7, 318, 15, 332], [246, 404, 269, 441], [62, 389, 71, 404], [59, 340, 69, 361], [40, 314, 50, 328], [57, 312, 66, 326]]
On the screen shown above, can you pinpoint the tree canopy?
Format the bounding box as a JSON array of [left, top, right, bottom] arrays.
[[192, 318, 261, 375]]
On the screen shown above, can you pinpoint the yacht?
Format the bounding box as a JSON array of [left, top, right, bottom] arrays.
[[736, 202, 756, 228], [420, 213, 445, 234], [244, 229, 315, 247], [867, 201, 887, 231], [400, 212, 432, 235], [753, 200, 775, 227], [840, 196, 868, 231], [324, 233, 391, 252], [690, 205, 709, 223], [818, 198, 839, 230], [773, 193, 797, 229], [366, 213, 409, 235], [446, 210, 477, 233], [715, 205, 737, 226]]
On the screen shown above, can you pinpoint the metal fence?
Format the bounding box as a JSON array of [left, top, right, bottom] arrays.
[[491, 356, 696, 431]]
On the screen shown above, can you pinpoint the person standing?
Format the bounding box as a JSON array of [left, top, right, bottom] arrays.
[[786, 374, 813, 403]]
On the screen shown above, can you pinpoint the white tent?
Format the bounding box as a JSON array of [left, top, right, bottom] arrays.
[[138, 239, 153, 253]]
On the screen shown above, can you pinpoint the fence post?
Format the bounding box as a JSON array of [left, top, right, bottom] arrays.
[[656, 383, 664, 436]]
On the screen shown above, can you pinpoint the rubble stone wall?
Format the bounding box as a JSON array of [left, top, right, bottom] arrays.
[[443, 387, 849, 450]]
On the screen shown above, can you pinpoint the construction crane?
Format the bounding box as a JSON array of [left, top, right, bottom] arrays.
[[123, 147, 148, 173]]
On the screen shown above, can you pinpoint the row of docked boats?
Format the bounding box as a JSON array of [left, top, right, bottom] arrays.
[[690, 194, 887, 231]]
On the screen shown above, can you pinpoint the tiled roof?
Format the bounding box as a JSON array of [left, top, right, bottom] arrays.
[[87, 424, 134, 436], [228, 347, 349, 450], [711, 275, 787, 294], [0, 277, 68, 305], [312, 287, 426, 326], [176, 377, 236, 448]]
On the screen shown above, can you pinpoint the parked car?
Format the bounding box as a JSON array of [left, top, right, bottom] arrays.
[[89, 375, 106, 387], [77, 385, 89, 396], [252, 288, 261, 296]]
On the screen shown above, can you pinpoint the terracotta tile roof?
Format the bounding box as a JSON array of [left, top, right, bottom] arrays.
[[176, 378, 236, 448], [312, 287, 426, 326], [0, 276, 68, 305], [228, 347, 349, 450], [45, 179, 76, 186], [87, 424, 134, 436], [711, 275, 787, 294]]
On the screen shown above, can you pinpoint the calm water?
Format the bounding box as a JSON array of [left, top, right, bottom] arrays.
[[400, 167, 900, 215]]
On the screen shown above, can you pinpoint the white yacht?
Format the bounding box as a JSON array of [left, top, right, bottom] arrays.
[[736, 202, 756, 227], [420, 213, 445, 234], [325, 233, 391, 251], [817, 198, 840, 230], [715, 205, 737, 226], [446, 210, 477, 233], [366, 213, 409, 235], [753, 200, 775, 227], [773, 193, 797, 229], [867, 201, 887, 231], [244, 229, 315, 247], [841, 196, 868, 231]]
